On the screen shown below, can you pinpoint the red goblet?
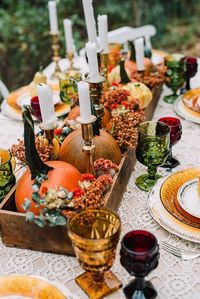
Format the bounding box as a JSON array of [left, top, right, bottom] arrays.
[[159, 117, 182, 168], [185, 57, 198, 91], [30, 96, 42, 122], [120, 230, 159, 299]]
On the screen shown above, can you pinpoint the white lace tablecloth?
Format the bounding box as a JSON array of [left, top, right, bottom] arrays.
[[0, 85, 200, 299]]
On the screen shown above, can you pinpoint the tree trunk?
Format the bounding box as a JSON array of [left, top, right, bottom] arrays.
[[131, 0, 141, 27]]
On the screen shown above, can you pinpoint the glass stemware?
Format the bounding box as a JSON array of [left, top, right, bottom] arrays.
[[120, 230, 159, 299], [30, 96, 42, 122], [164, 54, 186, 103], [158, 117, 182, 168], [0, 149, 16, 202], [185, 57, 198, 91], [135, 121, 170, 192], [68, 207, 122, 299]]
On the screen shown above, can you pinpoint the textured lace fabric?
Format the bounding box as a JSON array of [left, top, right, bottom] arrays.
[[0, 86, 200, 299]]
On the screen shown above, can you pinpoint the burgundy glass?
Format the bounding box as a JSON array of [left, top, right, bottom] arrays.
[[159, 117, 182, 168], [30, 96, 42, 122], [120, 230, 159, 299], [185, 57, 198, 91]]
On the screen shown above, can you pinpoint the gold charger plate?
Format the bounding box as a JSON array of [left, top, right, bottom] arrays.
[[182, 88, 200, 114], [0, 275, 67, 298], [160, 167, 200, 228], [6, 84, 70, 120]]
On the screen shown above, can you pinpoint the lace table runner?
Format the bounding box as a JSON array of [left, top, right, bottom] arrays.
[[0, 87, 200, 299]]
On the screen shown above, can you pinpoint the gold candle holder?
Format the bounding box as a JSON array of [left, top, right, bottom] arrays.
[[138, 69, 145, 80], [67, 52, 76, 70], [50, 32, 61, 79], [39, 121, 58, 144], [100, 52, 109, 89], [86, 77, 105, 128], [77, 115, 97, 175]]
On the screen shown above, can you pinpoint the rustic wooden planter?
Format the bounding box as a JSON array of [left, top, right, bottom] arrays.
[[0, 84, 162, 256]]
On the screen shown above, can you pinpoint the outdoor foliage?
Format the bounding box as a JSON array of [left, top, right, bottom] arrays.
[[1, 0, 200, 90]]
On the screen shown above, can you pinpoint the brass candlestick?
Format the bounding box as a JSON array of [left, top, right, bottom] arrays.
[[67, 52, 75, 70], [50, 32, 61, 79], [39, 121, 58, 144], [100, 53, 109, 89], [138, 69, 145, 80], [86, 76, 105, 128], [77, 115, 97, 175]]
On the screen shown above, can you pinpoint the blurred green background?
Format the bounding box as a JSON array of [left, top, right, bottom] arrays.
[[1, 0, 200, 90]]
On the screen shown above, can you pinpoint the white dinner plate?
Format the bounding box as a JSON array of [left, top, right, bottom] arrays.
[[148, 176, 200, 243], [16, 91, 61, 108], [174, 95, 200, 124], [177, 178, 200, 219]]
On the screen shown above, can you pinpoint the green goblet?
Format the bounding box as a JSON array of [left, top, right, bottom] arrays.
[[135, 121, 170, 192], [164, 54, 186, 104]]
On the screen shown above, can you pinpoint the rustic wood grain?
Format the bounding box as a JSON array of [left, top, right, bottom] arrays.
[[0, 85, 162, 255]]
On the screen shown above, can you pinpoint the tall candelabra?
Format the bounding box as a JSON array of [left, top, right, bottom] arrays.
[[50, 32, 61, 79], [77, 115, 97, 175]]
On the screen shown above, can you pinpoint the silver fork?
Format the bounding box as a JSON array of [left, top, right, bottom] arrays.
[[161, 241, 200, 260]]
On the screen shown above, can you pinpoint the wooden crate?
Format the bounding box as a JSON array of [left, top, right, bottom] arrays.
[[0, 84, 162, 255]]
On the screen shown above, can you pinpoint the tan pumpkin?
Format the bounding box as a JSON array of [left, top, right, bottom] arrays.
[[58, 129, 121, 173], [122, 82, 152, 109]]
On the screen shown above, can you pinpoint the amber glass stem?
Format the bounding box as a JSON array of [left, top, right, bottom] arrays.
[[92, 272, 104, 284]]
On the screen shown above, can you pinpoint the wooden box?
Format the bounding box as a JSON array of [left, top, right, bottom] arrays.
[[0, 84, 162, 256]]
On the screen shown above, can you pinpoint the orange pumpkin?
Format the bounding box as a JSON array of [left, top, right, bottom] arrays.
[[67, 106, 111, 128], [58, 129, 121, 173], [15, 106, 82, 215], [15, 161, 82, 215]]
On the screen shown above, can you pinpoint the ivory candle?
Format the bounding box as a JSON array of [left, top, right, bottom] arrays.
[[135, 38, 145, 71], [48, 1, 58, 34], [78, 81, 92, 123], [82, 0, 98, 45], [37, 83, 57, 128], [98, 15, 109, 53], [63, 19, 74, 54], [86, 41, 100, 83]]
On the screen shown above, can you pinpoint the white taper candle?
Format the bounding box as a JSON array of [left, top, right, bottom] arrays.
[[48, 1, 58, 34], [82, 0, 98, 45], [86, 41, 100, 83], [135, 38, 145, 71], [78, 81, 92, 123], [98, 15, 109, 53], [37, 83, 57, 129], [63, 19, 74, 54]]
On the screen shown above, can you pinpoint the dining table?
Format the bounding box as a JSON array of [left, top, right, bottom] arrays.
[[0, 57, 200, 299]]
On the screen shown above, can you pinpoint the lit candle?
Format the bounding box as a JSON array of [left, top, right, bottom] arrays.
[[78, 81, 92, 123], [37, 83, 57, 128], [98, 15, 109, 53], [48, 1, 58, 34], [86, 41, 100, 83], [63, 19, 74, 54], [82, 0, 98, 45], [135, 38, 145, 71]]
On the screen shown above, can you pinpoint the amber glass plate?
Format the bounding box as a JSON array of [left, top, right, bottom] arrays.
[[0, 275, 67, 298], [182, 88, 200, 114], [160, 167, 200, 228]]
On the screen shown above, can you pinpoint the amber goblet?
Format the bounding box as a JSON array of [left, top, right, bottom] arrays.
[[68, 208, 122, 299], [120, 230, 159, 299]]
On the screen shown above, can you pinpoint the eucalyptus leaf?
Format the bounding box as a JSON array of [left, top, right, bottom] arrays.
[[32, 183, 40, 192], [34, 218, 45, 228], [26, 211, 35, 222], [49, 215, 67, 227], [22, 198, 31, 211], [32, 192, 41, 203]]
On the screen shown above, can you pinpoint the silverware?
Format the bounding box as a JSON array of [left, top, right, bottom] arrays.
[[161, 241, 200, 260]]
